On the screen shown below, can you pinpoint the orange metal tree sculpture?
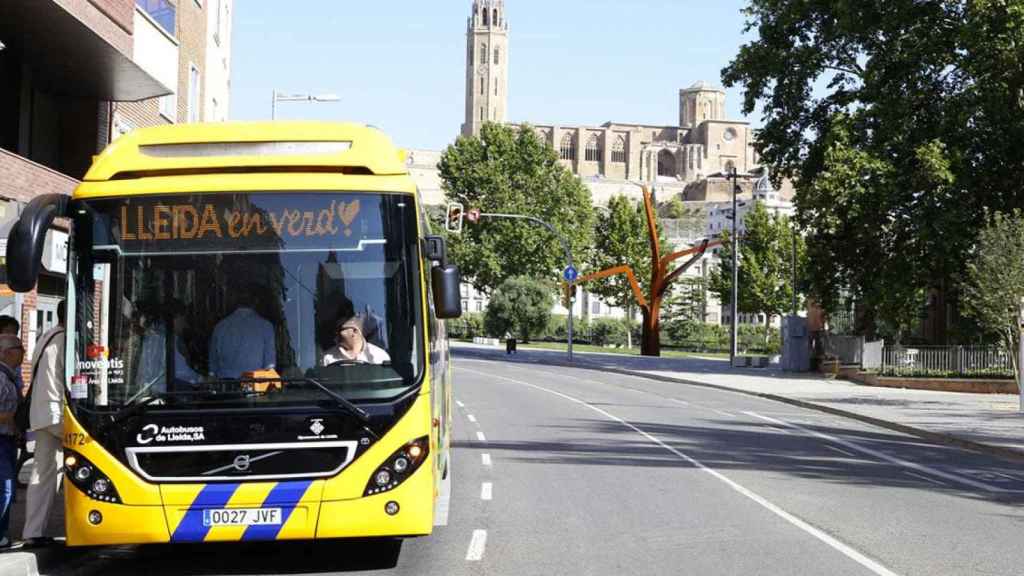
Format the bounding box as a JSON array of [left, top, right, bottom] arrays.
[[575, 186, 720, 356]]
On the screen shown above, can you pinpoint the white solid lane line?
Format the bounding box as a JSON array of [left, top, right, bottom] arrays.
[[466, 529, 488, 561], [745, 411, 1008, 493], [481, 482, 493, 501], [481, 453, 492, 466], [825, 445, 858, 458], [904, 471, 950, 487], [460, 366, 904, 576], [467, 414, 478, 423], [476, 431, 487, 442]]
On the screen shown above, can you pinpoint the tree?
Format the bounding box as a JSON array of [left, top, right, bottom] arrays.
[[439, 123, 595, 294], [483, 276, 554, 343], [962, 210, 1024, 379], [577, 187, 715, 356], [663, 275, 707, 324], [722, 1, 1024, 339], [709, 203, 806, 347]]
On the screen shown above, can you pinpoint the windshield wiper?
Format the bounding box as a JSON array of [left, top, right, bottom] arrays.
[[292, 377, 380, 440], [297, 377, 370, 422]]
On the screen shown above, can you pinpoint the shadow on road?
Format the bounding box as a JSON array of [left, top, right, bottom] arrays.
[[454, 415, 1024, 507], [80, 538, 403, 575]]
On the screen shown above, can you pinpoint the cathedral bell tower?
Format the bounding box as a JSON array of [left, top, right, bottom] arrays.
[[462, 0, 508, 137]]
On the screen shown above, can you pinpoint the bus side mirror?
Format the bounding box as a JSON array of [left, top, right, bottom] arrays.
[[431, 264, 462, 319], [5, 194, 70, 293], [423, 235, 461, 319]]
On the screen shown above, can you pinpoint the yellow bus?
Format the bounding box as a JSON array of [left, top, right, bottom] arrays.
[[5, 122, 462, 546]]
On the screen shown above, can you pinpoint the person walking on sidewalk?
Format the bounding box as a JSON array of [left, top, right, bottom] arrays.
[[0, 335, 25, 550], [22, 301, 65, 548]]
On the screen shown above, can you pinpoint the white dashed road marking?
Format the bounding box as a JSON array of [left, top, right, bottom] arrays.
[[466, 529, 488, 561], [481, 482, 492, 500], [476, 431, 487, 442], [467, 414, 477, 423], [456, 400, 465, 408], [481, 453, 492, 466]]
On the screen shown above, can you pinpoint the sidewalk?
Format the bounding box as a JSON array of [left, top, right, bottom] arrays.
[[454, 342, 1024, 461], [0, 441, 79, 576]]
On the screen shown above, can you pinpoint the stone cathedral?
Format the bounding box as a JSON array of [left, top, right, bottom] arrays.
[[456, 0, 775, 206]]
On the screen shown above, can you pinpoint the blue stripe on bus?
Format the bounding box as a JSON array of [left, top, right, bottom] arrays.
[[170, 483, 241, 543], [241, 480, 314, 541]]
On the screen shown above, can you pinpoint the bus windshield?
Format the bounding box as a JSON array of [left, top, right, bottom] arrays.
[[68, 192, 424, 410]]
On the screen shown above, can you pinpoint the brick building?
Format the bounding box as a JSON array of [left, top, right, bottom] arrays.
[[0, 0, 232, 369]]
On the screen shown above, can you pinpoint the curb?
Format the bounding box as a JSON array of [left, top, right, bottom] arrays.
[[454, 348, 1024, 464]]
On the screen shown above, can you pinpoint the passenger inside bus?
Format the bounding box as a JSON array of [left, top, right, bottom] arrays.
[[322, 313, 391, 366], [209, 290, 277, 378], [135, 305, 203, 392]]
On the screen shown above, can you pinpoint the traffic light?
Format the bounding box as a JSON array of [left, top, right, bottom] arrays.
[[446, 202, 464, 234], [562, 282, 577, 308]]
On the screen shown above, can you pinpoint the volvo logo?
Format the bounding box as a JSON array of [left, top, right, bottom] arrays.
[[232, 454, 251, 472]]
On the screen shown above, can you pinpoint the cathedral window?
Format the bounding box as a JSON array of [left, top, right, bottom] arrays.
[[480, 78, 485, 95], [494, 47, 500, 65], [483, 9, 489, 26], [658, 149, 676, 177], [612, 136, 626, 163], [495, 78, 499, 96], [481, 107, 485, 122], [493, 9, 498, 26], [560, 133, 577, 162], [480, 43, 487, 65], [469, 44, 473, 66], [585, 134, 602, 162]]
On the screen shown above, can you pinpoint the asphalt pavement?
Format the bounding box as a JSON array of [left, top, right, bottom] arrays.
[[41, 354, 1024, 576]]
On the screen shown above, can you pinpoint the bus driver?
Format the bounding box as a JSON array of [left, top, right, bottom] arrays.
[[323, 314, 390, 366]]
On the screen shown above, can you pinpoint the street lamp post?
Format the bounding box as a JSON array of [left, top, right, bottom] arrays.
[[729, 166, 740, 365], [271, 91, 340, 120], [708, 166, 768, 367]]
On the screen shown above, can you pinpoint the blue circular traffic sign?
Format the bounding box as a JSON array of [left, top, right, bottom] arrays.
[[563, 266, 578, 282]]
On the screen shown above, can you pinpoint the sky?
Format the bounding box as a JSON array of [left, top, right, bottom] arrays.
[[230, 1, 760, 151]]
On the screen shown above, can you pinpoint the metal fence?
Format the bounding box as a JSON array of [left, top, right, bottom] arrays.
[[881, 346, 1014, 378]]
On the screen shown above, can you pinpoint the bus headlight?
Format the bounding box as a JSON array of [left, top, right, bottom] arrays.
[[64, 450, 122, 504], [364, 437, 430, 496]]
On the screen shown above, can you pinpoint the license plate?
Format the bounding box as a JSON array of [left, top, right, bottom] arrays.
[[202, 507, 282, 527]]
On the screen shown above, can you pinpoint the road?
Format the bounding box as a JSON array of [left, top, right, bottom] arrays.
[[59, 352, 1024, 576]]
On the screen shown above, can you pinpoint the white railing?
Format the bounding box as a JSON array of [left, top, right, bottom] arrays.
[[881, 346, 1014, 378]]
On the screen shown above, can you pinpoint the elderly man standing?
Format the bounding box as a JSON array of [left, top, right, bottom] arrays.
[[22, 301, 65, 548], [0, 334, 24, 549]]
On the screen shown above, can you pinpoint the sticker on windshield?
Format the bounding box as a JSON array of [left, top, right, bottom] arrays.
[[69, 375, 89, 400], [75, 352, 125, 397]]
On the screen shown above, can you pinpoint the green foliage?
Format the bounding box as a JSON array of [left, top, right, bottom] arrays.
[[446, 313, 485, 340], [708, 203, 806, 345], [723, 1, 1024, 339], [439, 123, 595, 294], [483, 276, 554, 342], [661, 196, 689, 219], [660, 320, 781, 354], [590, 318, 628, 347], [662, 276, 708, 324], [962, 210, 1024, 377]]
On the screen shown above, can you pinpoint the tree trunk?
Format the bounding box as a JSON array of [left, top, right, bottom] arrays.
[[764, 314, 772, 352], [641, 299, 662, 356], [625, 301, 633, 349]]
